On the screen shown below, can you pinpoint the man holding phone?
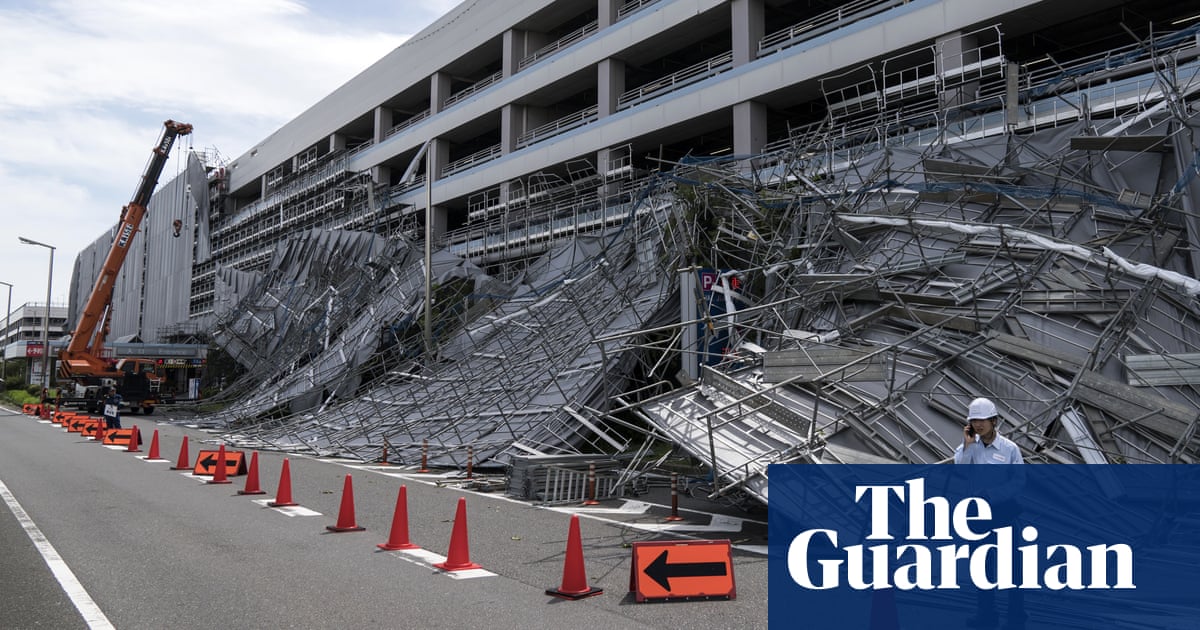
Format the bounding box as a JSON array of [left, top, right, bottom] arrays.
[[954, 396, 1025, 629], [954, 397, 1022, 464]]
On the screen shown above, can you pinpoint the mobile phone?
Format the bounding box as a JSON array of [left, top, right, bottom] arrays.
[[967, 425, 976, 437]]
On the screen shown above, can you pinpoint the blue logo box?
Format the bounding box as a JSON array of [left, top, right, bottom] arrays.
[[768, 464, 1200, 629]]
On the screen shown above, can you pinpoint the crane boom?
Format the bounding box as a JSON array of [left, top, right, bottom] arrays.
[[60, 119, 192, 380]]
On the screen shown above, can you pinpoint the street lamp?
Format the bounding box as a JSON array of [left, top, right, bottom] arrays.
[[0, 280, 11, 387], [18, 237, 55, 391], [398, 138, 435, 358]]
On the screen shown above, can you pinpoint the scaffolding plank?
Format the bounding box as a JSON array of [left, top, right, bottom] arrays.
[[1018, 290, 1133, 314], [886, 304, 981, 332], [1126, 353, 1200, 386], [987, 334, 1196, 437], [763, 347, 887, 383], [1070, 135, 1171, 152]]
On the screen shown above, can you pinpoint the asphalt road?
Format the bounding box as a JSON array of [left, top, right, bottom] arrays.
[[0, 405, 769, 629]]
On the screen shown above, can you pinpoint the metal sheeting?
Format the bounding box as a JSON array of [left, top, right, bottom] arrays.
[[200, 220, 672, 470], [66, 150, 207, 343]]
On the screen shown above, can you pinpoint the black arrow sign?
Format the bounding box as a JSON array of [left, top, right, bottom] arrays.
[[72, 421, 85, 430], [200, 454, 217, 468], [643, 549, 727, 591]]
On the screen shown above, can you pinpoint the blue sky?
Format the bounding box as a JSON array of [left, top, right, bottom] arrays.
[[0, 0, 459, 311]]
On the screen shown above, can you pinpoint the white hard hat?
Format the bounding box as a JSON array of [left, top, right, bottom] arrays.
[[967, 397, 998, 420]]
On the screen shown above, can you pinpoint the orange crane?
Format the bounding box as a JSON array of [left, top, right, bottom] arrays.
[[59, 119, 193, 414]]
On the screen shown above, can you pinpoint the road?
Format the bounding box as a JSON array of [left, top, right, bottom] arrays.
[[0, 405, 768, 629]]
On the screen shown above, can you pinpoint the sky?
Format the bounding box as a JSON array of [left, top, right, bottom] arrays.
[[0, 0, 461, 313]]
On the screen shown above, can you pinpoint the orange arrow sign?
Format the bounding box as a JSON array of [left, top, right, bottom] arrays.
[[192, 450, 248, 477], [629, 539, 736, 602]]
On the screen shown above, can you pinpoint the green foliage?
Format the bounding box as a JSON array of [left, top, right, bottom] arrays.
[[3, 388, 39, 407]]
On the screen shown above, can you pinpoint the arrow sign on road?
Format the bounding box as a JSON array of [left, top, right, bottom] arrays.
[[629, 539, 736, 602], [192, 450, 248, 477], [644, 549, 727, 591]]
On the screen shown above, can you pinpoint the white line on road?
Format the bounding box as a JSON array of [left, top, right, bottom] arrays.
[[0, 477, 115, 630]]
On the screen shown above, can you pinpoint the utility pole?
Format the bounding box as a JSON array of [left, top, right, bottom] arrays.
[[0, 280, 11, 387]]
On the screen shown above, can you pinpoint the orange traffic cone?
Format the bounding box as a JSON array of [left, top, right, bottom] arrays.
[[208, 444, 232, 484], [546, 514, 604, 599], [238, 451, 267, 495], [326, 474, 366, 532], [377, 485, 420, 550], [171, 435, 191, 470], [94, 422, 107, 443], [145, 429, 162, 460], [126, 425, 142, 453], [433, 497, 480, 571], [268, 458, 298, 507]]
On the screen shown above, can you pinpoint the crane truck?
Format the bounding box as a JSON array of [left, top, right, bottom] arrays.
[[59, 119, 193, 415]]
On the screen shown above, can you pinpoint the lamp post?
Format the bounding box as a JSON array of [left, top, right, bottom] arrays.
[[398, 138, 435, 359], [0, 280, 11, 387], [424, 145, 434, 359], [18, 237, 55, 391]]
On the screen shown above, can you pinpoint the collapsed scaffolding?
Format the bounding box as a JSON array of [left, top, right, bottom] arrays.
[[188, 22, 1200, 507]]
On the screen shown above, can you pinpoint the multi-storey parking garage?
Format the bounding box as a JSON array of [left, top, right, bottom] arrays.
[[69, 0, 1200, 499]]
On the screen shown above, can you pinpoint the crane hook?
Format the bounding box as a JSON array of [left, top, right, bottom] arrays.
[[172, 219, 183, 238]]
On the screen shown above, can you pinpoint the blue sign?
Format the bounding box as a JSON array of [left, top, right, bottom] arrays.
[[696, 268, 745, 366], [768, 464, 1200, 629]]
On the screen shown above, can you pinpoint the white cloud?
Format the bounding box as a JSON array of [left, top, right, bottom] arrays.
[[1, 0, 405, 119], [0, 0, 430, 310]]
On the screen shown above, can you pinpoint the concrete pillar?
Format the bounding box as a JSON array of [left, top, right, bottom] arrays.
[[371, 165, 392, 186], [731, 0, 764, 67], [503, 29, 523, 78], [680, 268, 699, 381], [499, 181, 517, 208], [598, 0, 618, 29], [373, 106, 394, 144], [421, 138, 451, 239], [596, 147, 623, 197], [502, 103, 525, 153], [429, 204, 449, 239], [733, 100, 767, 156], [429, 138, 450, 182], [598, 58, 625, 117], [431, 72, 452, 114], [1005, 61, 1019, 128], [506, 29, 551, 74], [329, 133, 346, 153], [937, 31, 979, 112]]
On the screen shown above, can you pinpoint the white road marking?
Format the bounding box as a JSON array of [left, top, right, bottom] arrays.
[[0, 477, 115, 630], [346, 467, 768, 555], [385, 548, 496, 579], [249, 498, 322, 516]]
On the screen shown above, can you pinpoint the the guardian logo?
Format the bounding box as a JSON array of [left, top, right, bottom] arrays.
[[787, 478, 1134, 591]]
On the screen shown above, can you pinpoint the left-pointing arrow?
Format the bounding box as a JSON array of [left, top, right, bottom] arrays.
[[643, 549, 727, 591]]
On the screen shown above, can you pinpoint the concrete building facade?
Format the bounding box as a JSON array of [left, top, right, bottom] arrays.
[[69, 0, 1197, 343], [1, 302, 69, 385]]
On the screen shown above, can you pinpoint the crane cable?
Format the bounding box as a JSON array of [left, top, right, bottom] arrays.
[[172, 129, 193, 238]]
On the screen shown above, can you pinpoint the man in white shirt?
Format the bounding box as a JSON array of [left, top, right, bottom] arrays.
[[954, 397, 1025, 630], [954, 397, 1023, 464]]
